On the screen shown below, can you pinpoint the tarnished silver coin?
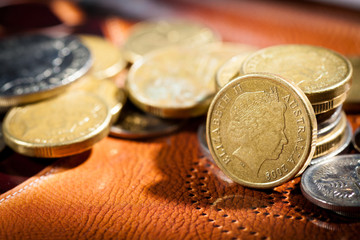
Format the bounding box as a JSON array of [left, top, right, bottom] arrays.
[[197, 122, 214, 162], [110, 102, 185, 139], [301, 154, 360, 217], [311, 119, 352, 165], [0, 34, 91, 107]]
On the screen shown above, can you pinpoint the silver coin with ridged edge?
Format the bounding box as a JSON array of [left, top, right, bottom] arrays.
[[301, 154, 360, 217], [0, 34, 92, 107]]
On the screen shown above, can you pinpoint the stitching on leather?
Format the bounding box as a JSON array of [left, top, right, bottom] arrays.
[[191, 155, 278, 239], [0, 168, 55, 205]]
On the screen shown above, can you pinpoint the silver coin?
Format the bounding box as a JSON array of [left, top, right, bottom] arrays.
[[317, 105, 342, 137], [0, 34, 91, 106], [301, 154, 360, 216], [197, 122, 214, 162], [110, 102, 185, 139], [311, 119, 352, 165]]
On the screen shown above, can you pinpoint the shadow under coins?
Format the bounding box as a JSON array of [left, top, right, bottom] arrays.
[[145, 120, 286, 211], [0, 147, 91, 194]]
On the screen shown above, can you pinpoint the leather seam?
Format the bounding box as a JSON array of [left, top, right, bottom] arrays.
[[0, 168, 56, 205]]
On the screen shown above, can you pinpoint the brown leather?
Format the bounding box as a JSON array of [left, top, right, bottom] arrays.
[[1, 0, 360, 239]]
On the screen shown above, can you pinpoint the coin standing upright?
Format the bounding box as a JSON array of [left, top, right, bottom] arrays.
[[206, 73, 317, 188]]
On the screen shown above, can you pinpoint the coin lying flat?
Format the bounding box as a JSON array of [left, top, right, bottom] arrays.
[[301, 154, 360, 216], [0, 34, 91, 107], [206, 73, 317, 188], [216, 50, 256, 91], [79, 35, 127, 79], [69, 76, 127, 123], [127, 44, 247, 118], [110, 101, 184, 139], [241, 45, 352, 114], [123, 20, 220, 63], [3, 91, 111, 158]]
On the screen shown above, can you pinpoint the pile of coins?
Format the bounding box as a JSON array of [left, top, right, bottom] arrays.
[[0, 33, 127, 158], [0, 19, 359, 216]]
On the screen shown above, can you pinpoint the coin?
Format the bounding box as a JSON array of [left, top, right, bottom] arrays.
[[301, 154, 360, 216], [317, 105, 342, 137], [0, 34, 91, 107], [79, 34, 127, 79], [2, 91, 111, 158], [206, 73, 317, 188], [352, 127, 360, 153], [241, 45, 352, 114], [123, 20, 220, 63], [127, 44, 245, 118], [216, 50, 256, 91], [110, 101, 184, 139], [197, 122, 214, 162], [313, 111, 347, 159], [311, 117, 352, 166], [69, 76, 127, 123], [344, 56, 360, 112]]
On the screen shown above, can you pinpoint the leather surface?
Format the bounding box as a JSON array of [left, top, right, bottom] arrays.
[[1, 0, 360, 239]]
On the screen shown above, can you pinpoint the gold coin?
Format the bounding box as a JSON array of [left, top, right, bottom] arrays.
[[313, 111, 347, 159], [79, 34, 127, 79], [127, 44, 249, 118], [206, 73, 317, 188], [216, 50, 256, 91], [344, 56, 360, 111], [69, 76, 127, 123], [123, 20, 220, 63], [241, 45, 352, 113], [3, 91, 111, 158]]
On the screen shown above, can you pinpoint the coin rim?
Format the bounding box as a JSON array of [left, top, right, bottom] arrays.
[[310, 120, 352, 166], [206, 72, 317, 189], [313, 111, 347, 159]]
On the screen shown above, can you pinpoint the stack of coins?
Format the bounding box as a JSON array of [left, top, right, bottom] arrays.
[[0, 33, 127, 158], [240, 45, 353, 165], [204, 44, 355, 189]]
